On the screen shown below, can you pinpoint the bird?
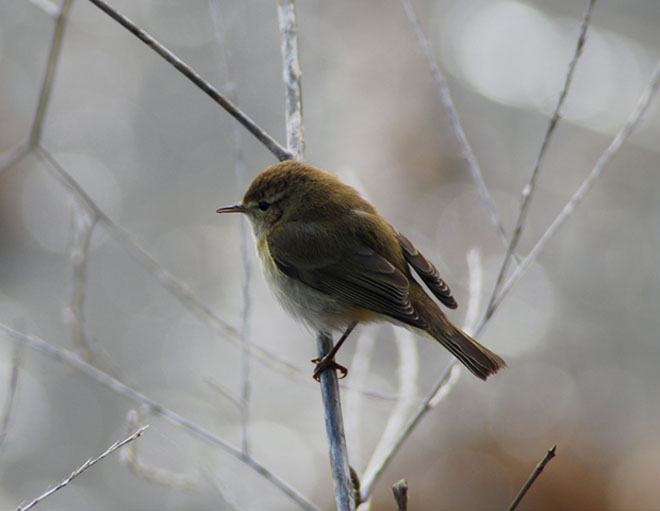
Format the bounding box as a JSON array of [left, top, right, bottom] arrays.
[[217, 160, 505, 381]]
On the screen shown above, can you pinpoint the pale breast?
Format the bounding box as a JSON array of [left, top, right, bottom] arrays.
[[257, 236, 354, 332]]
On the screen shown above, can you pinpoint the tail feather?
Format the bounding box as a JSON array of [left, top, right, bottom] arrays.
[[406, 283, 506, 380], [430, 317, 506, 380]]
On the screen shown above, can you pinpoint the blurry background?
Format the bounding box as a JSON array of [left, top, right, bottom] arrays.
[[1, 0, 660, 509]]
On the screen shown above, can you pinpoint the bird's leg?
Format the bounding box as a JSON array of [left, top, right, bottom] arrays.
[[312, 321, 358, 381]]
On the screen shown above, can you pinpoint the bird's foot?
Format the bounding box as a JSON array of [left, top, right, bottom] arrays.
[[311, 355, 348, 381]]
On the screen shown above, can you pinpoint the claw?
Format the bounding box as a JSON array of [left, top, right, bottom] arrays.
[[312, 356, 348, 381]]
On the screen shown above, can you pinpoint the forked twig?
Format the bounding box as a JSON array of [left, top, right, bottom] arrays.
[[486, 0, 596, 317]]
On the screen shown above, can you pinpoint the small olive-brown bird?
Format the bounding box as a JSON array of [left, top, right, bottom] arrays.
[[217, 161, 505, 380]]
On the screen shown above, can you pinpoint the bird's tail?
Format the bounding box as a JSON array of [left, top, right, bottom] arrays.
[[410, 287, 505, 380], [425, 311, 505, 380]]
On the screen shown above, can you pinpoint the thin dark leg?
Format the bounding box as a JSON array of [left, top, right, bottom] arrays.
[[312, 321, 358, 381]]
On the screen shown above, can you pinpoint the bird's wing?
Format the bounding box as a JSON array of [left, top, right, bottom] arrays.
[[394, 230, 458, 309], [267, 222, 427, 328]]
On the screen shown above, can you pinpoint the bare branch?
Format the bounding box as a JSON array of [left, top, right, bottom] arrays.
[[278, 0, 305, 160], [86, 0, 293, 162], [316, 332, 356, 511], [0, 324, 321, 511], [16, 426, 149, 511], [486, 0, 596, 317], [508, 446, 557, 511], [488, 60, 660, 317], [400, 0, 511, 252]]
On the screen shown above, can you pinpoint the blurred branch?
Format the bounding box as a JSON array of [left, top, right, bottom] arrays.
[[392, 479, 408, 511], [316, 332, 356, 511], [0, 324, 321, 511], [278, 0, 305, 160], [488, 59, 660, 315], [0, 341, 23, 448], [121, 409, 197, 490], [400, 0, 512, 254], [360, 328, 418, 503], [16, 426, 149, 511], [486, 0, 596, 318], [34, 146, 304, 375], [508, 446, 557, 511], [29, 0, 72, 147], [208, 0, 253, 457], [86, 0, 294, 162], [67, 204, 98, 361]]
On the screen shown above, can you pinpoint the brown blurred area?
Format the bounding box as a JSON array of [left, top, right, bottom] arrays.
[[1, 0, 660, 509]]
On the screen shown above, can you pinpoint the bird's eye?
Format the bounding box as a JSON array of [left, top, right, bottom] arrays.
[[258, 201, 270, 212]]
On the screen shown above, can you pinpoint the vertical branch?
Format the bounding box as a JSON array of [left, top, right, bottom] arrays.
[[277, 3, 352, 508], [317, 332, 356, 511], [208, 0, 253, 457], [277, 0, 305, 161], [30, 0, 73, 147], [486, 0, 596, 316]]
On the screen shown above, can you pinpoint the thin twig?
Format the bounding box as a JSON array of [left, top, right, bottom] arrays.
[[0, 324, 321, 511], [486, 59, 660, 319], [29, 0, 72, 147], [392, 479, 408, 511], [208, 0, 253, 457], [17, 426, 149, 511], [86, 0, 293, 162], [278, 0, 305, 160], [317, 332, 356, 511], [400, 0, 511, 253], [486, 0, 596, 317], [508, 446, 557, 511]]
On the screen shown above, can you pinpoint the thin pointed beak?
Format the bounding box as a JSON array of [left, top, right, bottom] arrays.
[[216, 204, 246, 214]]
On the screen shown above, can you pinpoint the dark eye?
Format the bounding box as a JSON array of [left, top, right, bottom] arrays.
[[258, 201, 270, 212]]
